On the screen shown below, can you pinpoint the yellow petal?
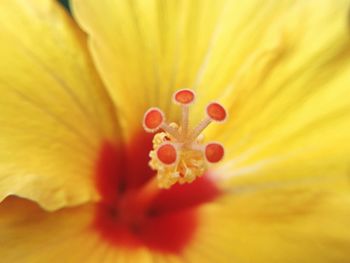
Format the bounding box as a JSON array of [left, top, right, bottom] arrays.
[[196, 176, 350, 263], [0, 197, 97, 262], [0, 196, 209, 263], [0, 197, 152, 263], [207, 0, 350, 187], [4, 182, 349, 262], [71, 0, 299, 138], [0, 0, 120, 210]]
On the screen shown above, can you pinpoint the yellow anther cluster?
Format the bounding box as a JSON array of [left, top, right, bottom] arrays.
[[149, 126, 207, 189]]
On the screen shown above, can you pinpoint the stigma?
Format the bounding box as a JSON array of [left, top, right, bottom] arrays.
[[143, 89, 227, 189]]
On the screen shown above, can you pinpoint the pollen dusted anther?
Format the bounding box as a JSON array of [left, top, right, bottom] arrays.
[[143, 89, 227, 189]]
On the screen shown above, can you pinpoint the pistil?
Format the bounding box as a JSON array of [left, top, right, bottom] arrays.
[[143, 89, 227, 189]]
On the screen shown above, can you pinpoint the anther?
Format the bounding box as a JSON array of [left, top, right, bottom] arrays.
[[156, 143, 178, 166], [204, 142, 225, 163]]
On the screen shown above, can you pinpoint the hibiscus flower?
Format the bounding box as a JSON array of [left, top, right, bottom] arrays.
[[0, 0, 350, 262]]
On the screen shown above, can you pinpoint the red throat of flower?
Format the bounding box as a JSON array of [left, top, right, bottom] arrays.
[[93, 88, 225, 255], [143, 88, 227, 189]]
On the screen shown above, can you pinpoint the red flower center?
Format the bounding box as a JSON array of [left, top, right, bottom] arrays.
[[93, 132, 221, 254]]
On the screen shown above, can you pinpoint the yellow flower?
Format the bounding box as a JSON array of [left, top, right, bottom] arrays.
[[1, 0, 350, 262]]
